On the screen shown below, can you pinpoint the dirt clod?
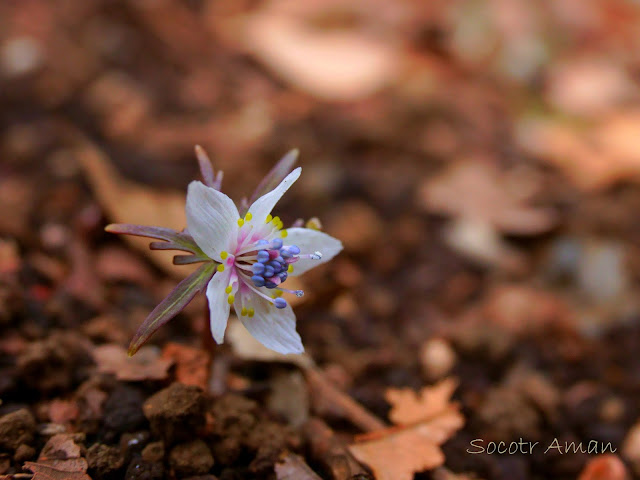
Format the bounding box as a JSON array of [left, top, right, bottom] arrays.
[[169, 439, 214, 477], [0, 408, 36, 451], [143, 383, 206, 443], [87, 443, 125, 480]]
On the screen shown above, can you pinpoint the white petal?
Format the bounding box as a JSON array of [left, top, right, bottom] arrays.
[[186, 181, 239, 261], [248, 167, 301, 223], [237, 295, 303, 354], [206, 269, 232, 344], [284, 228, 343, 276]]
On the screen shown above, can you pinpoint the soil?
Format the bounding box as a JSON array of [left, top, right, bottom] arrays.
[[2, 1, 640, 479]]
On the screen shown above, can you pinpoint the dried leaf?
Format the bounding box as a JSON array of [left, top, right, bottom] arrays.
[[24, 434, 92, 480], [386, 378, 459, 426], [77, 143, 192, 277], [349, 378, 464, 480], [93, 344, 172, 381], [161, 342, 210, 390], [275, 452, 322, 480], [419, 159, 556, 235], [243, 0, 398, 101], [517, 111, 640, 191], [24, 459, 92, 480], [128, 261, 216, 355], [578, 454, 629, 480]]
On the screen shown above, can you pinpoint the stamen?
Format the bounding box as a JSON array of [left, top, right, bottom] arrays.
[[237, 218, 245, 227], [281, 230, 288, 238], [287, 265, 294, 273], [225, 285, 232, 294], [217, 264, 225, 272], [245, 212, 253, 221], [274, 298, 287, 309], [266, 214, 272, 224], [227, 294, 235, 304], [220, 251, 228, 260], [251, 275, 265, 287], [248, 308, 255, 317], [277, 287, 304, 297], [241, 307, 248, 316], [257, 250, 270, 263]]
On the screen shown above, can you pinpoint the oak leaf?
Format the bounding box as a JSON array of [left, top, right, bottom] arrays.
[[349, 378, 464, 480]]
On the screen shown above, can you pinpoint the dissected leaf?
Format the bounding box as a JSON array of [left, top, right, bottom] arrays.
[[349, 378, 464, 480], [93, 344, 172, 381], [128, 261, 216, 355], [419, 159, 557, 235]]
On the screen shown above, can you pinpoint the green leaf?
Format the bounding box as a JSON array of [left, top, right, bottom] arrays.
[[128, 262, 216, 356]]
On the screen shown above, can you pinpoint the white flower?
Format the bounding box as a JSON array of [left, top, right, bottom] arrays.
[[186, 167, 342, 354]]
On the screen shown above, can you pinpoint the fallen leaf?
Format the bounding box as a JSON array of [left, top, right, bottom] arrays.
[[386, 378, 459, 426], [349, 378, 464, 480], [517, 111, 640, 191], [77, 142, 192, 277], [275, 452, 323, 480], [161, 342, 210, 390], [47, 399, 79, 424], [419, 159, 557, 235], [578, 454, 629, 480], [243, 0, 399, 101], [93, 344, 172, 381], [24, 434, 92, 480]]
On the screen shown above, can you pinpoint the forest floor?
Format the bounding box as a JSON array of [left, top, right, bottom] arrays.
[[2, 1, 640, 479]]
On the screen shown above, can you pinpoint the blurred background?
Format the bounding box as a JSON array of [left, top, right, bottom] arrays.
[[2, 0, 640, 479]]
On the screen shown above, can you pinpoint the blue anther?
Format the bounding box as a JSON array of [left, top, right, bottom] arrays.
[[280, 250, 292, 259], [252, 263, 265, 274], [275, 256, 284, 264], [256, 239, 269, 246], [274, 298, 287, 309], [257, 250, 269, 263], [265, 281, 277, 289], [288, 245, 300, 255], [270, 261, 282, 273], [264, 266, 275, 278], [271, 238, 283, 250], [278, 272, 288, 282], [251, 275, 265, 287]]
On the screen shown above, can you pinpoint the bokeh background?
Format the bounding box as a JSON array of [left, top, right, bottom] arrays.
[[2, 1, 640, 479]]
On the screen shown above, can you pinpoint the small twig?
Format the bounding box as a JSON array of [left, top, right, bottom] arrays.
[[303, 418, 372, 480], [304, 366, 387, 433]]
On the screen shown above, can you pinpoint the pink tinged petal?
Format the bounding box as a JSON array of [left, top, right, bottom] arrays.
[[128, 261, 216, 356], [247, 167, 302, 224], [186, 181, 240, 262], [206, 268, 233, 344], [238, 295, 303, 354], [284, 228, 343, 276], [248, 149, 299, 205]]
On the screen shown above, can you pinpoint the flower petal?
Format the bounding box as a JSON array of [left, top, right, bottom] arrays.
[[247, 167, 301, 223], [236, 293, 303, 354], [206, 269, 233, 344], [284, 228, 343, 276], [186, 181, 239, 261]]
